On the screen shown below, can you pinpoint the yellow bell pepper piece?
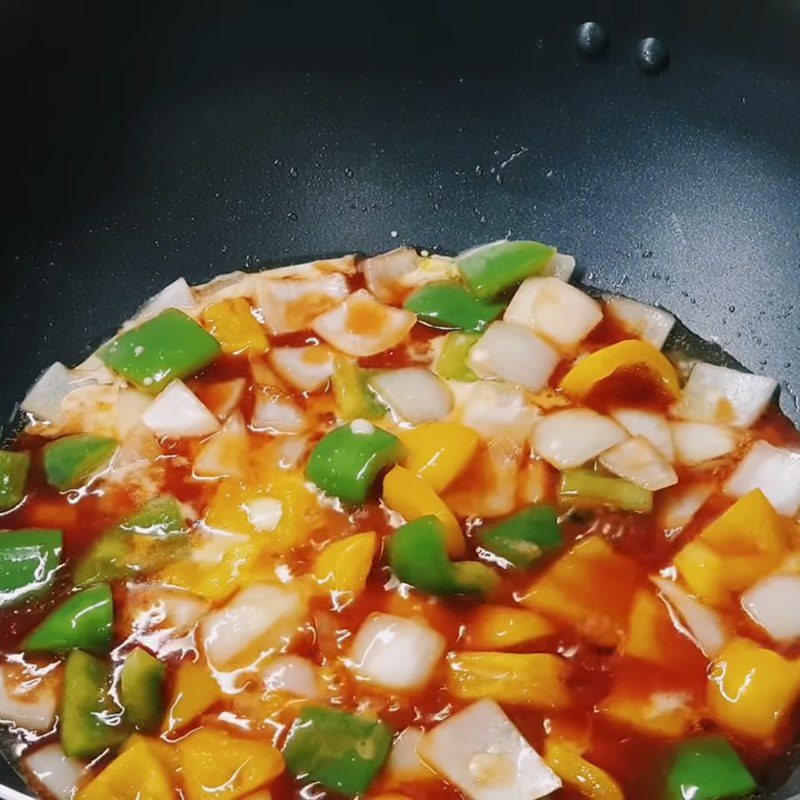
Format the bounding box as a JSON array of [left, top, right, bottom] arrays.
[[177, 728, 284, 800], [201, 298, 269, 356], [625, 589, 701, 665], [77, 736, 175, 800], [600, 685, 696, 738], [520, 537, 642, 647], [543, 740, 623, 800], [400, 422, 480, 493], [383, 466, 465, 556], [162, 660, 220, 734], [466, 605, 556, 650], [447, 652, 571, 709], [560, 339, 680, 398], [312, 531, 377, 598], [674, 490, 788, 605], [708, 637, 800, 740]]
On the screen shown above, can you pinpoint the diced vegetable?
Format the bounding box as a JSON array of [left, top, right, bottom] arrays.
[[75, 496, 186, 586], [24, 743, 86, 800], [741, 575, 800, 642], [312, 289, 416, 356], [178, 727, 284, 800], [447, 652, 571, 708], [521, 537, 642, 647], [599, 436, 678, 490], [611, 408, 675, 461], [652, 578, 728, 658], [283, 705, 393, 797], [665, 736, 756, 800], [193, 412, 249, 479], [115, 387, 154, 438], [77, 735, 173, 800], [673, 489, 788, 606], [369, 368, 454, 424], [331, 356, 386, 420], [531, 409, 627, 470], [468, 321, 559, 392], [675, 362, 777, 429], [162, 660, 220, 734], [141, 379, 221, 439], [433, 332, 480, 381], [477, 505, 563, 567], [21, 362, 95, 424], [200, 297, 269, 355], [560, 340, 680, 398], [456, 240, 557, 299], [504, 277, 603, 349], [658, 483, 714, 537], [43, 434, 116, 490], [257, 270, 349, 334], [24, 584, 114, 654], [401, 421, 480, 493], [262, 655, 322, 699], [466, 605, 556, 649], [251, 386, 307, 434], [60, 650, 127, 758], [271, 345, 335, 392], [725, 440, 800, 516], [199, 582, 306, 671], [99, 308, 221, 394], [306, 422, 404, 505], [417, 698, 561, 800], [0, 663, 57, 731], [0, 528, 62, 607], [383, 466, 465, 556], [387, 727, 436, 783], [707, 637, 800, 739], [451, 380, 538, 443], [543, 740, 623, 800], [124, 585, 209, 640], [404, 283, 506, 332], [120, 647, 166, 731], [671, 422, 737, 466], [388, 516, 498, 596], [312, 531, 377, 599], [559, 470, 653, 513], [0, 450, 29, 511], [348, 613, 446, 691], [625, 589, 702, 665], [363, 247, 419, 302], [604, 296, 675, 350]]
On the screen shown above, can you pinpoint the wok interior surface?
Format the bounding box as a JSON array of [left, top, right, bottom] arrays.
[[1, 0, 800, 797]]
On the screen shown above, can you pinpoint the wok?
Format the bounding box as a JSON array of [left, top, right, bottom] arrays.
[[1, 0, 799, 796]]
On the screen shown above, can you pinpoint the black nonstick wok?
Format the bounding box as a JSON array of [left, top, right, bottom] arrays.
[[1, 0, 800, 797]]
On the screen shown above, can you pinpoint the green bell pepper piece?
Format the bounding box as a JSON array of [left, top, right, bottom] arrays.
[[404, 283, 506, 332], [478, 505, 563, 567], [306, 423, 404, 505], [283, 705, 392, 797], [99, 308, 221, 394], [60, 650, 128, 759], [0, 450, 30, 511], [0, 529, 62, 607], [433, 332, 480, 382], [74, 496, 187, 586], [331, 356, 386, 421], [119, 647, 166, 732], [560, 470, 653, 514], [456, 240, 557, 299], [666, 736, 756, 800], [388, 516, 499, 596], [24, 583, 114, 653], [42, 434, 117, 491]]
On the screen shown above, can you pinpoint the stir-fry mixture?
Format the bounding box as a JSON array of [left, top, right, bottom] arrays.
[[1, 241, 799, 800]]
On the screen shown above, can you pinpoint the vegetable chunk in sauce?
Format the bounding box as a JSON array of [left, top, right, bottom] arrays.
[[1, 241, 797, 800]]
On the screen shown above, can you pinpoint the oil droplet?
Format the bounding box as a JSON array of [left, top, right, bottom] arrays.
[[288, 166, 299, 178], [344, 168, 354, 178], [287, 212, 299, 222], [575, 21, 609, 57], [635, 37, 670, 75], [390, 230, 399, 238]]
